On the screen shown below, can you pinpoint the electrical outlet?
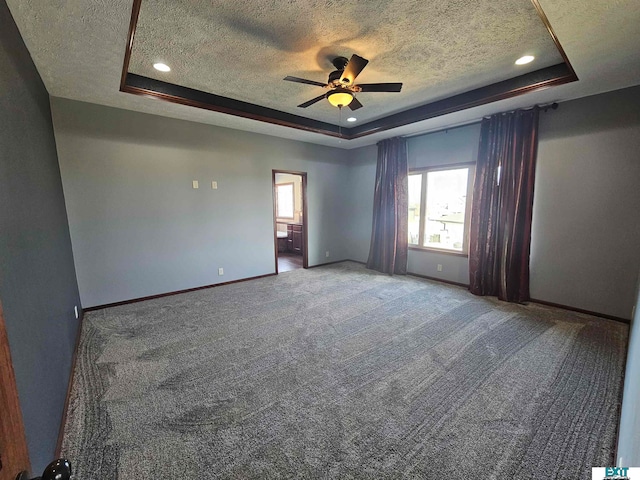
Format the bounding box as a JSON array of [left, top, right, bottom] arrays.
[[211, 181, 218, 189], [74, 306, 79, 319], [437, 264, 443, 272], [192, 180, 199, 189], [218, 267, 224, 276], [326, 251, 330, 257]]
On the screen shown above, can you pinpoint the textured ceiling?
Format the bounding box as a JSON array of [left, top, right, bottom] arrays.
[[6, 0, 640, 149], [128, 0, 562, 125]]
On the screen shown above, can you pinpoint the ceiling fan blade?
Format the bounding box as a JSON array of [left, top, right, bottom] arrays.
[[348, 97, 363, 111], [340, 54, 369, 85], [357, 83, 403, 92], [283, 76, 327, 87], [297, 94, 326, 108]]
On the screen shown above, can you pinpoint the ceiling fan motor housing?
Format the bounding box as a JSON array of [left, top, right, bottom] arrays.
[[328, 56, 350, 84], [328, 70, 342, 83], [332, 56, 349, 70]]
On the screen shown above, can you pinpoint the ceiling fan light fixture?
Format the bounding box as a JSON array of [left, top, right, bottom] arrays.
[[327, 89, 354, 108], [515, 55, 535, 65]]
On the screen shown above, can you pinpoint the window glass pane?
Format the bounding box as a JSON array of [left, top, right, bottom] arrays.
[[277, 184, 294, 218], [423, 168, 469, 251], [408, 174, 422, 245]]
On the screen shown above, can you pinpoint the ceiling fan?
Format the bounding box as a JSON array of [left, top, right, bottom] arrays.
[[283, 54, 403, 110]]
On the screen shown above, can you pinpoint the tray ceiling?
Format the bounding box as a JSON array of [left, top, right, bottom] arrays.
[[128, 0, 564, 127], [6, 0, 640, 148]]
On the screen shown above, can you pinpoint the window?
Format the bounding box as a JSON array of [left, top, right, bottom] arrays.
[[275, 183, 294, 219], [408, 164, 475, 253]]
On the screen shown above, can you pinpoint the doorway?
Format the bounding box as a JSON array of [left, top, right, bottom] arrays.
[[272, 170, 308, 273]]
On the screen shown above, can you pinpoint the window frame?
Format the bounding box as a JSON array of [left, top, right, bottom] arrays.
[[275, 182, 295, 220], [408, 162, 476, 257]]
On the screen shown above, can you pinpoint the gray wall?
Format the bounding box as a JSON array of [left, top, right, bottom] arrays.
[[531, 87, 640, 319], [344, 144, 377, 263], [51, 98, 351, 308], [0, 1, 81, 472], [618, 274, 640, 466], [346, 86, 640, 319]]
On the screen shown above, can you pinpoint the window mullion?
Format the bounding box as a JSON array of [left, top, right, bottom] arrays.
[[419, 172, 428, 246]]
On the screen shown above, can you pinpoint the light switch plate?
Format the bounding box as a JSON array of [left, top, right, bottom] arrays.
[[192, 180, 199, 189], [212, 181, 218, 189]]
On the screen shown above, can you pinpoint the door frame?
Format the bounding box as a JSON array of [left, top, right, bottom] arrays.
[[272, 170, 308, 273], [0, 299, 31, 480]]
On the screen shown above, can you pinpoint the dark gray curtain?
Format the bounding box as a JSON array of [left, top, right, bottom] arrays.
[[366, 137, 408, 275], [469, 107, 539, 302]]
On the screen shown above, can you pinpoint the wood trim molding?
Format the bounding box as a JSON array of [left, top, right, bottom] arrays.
[[530, 0, 578, 80], [55, 310, 84, 458], [0, 300, 31, 478], [307, 259, 357, 268], [403, 276, 629, 324], [86, 259, 357, 310], [408, 246, 469, 258], [302, 173, 309, 269], [119, 0, 578, 140], [271, 170, 279, 274], [407, 271, 470, 288], [529, 298, 630, 325], [119, 0, 142, 91], [84, 273, 276, 312], [348, 65, 577, 139], [122, 75, 343, 138]]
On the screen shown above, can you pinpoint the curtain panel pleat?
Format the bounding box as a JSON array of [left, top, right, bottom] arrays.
[[366, 137, 408, 275], [469, 108, 539, 302]]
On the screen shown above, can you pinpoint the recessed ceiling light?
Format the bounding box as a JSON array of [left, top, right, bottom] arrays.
[[153, 63, 171, 72], [347, 117, 357, 122], [515, 55, 535, 65]]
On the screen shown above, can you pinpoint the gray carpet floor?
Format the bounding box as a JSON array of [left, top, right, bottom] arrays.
[[61, 262, 628, 479]]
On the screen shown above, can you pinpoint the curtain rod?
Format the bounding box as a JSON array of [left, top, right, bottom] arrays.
[[402, 101, 559, 139]]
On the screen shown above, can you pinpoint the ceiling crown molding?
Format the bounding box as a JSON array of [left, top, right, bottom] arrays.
[[119, 0, 577, 140]]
